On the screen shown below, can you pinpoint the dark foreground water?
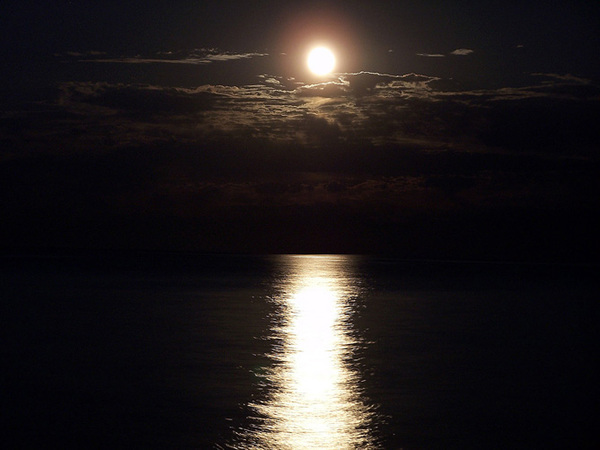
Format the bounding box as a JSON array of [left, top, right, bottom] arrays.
[[1, 253, 597, 449]]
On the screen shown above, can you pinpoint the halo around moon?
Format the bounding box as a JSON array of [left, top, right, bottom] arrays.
[[307, 47, 336, 76]]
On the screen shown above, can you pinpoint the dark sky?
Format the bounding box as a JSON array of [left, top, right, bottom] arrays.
[[1, 1, 599, 260]]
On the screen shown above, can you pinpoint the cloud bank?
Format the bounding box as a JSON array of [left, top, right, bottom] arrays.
[[2, 49, 599, 257], [3, 67, 589, 159]]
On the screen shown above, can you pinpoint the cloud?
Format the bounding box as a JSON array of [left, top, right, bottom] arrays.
[[295, 81, 348, 98], [75, 49, 268, 65], [12, 64, 595, 162], [4, 66, 599, 257], [294, 72, 441, 99], [258, 75, 284, 87], [58, 82, 221, 116], [531, 73, 591, 85], [60, 51, 106, 57], [201, 52, 268, 62], [343, 71, 399, 95], [416, 49, 473, 57], [450, 48, 474, 56]]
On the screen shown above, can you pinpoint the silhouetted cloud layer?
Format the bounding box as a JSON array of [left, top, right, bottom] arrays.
[[29, 68, 595, 158], [2, 46, 599, 258]]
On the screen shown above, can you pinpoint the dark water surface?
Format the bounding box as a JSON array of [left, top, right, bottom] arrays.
[[1, 253, 597, 449]]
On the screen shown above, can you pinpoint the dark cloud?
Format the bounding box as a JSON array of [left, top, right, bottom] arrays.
[[342, 72, 400, 96], [479, 96, 600, 154], [295, 81, 348, 98], [63, 51, 106, 57], [3, 51, 599, 258], [59, 82, 218, 115], [2, 142, 597, 257], [1, 66, 591, 161]]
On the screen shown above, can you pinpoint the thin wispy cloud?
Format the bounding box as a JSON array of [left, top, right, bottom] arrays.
[[450, 48, 474, 56], [417, 49, 473, 57], [72, 49, 268, 65], [62, 51, 107, 57], [531, 73, 591, 85]]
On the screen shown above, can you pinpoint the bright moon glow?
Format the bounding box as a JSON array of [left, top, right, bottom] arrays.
[[307, 47, 336, 75]]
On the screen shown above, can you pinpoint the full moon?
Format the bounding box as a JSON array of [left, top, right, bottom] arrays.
[[307, 47, 336, 76]]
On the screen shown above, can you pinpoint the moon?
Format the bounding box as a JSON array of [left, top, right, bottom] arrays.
[[307, 47, 336, 76]]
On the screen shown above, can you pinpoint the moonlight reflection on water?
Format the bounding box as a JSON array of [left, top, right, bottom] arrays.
[[232, 255, 379, 449]]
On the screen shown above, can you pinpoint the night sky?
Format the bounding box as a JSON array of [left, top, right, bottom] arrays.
[[2, 1, 599, 260]]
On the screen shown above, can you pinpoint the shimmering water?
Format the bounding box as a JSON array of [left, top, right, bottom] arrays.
[[1, 253, 597, 449], [229, 255, 378, 449]]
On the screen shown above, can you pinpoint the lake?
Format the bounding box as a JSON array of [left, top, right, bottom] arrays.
[[1, 253, 597, 448]]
